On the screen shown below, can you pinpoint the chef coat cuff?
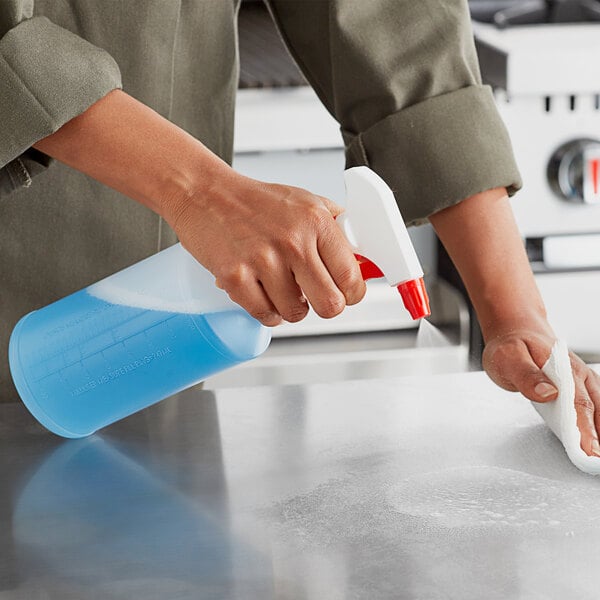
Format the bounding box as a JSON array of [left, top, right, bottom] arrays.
[[343, 85, 522, 227], [0, 16, 122, 197]]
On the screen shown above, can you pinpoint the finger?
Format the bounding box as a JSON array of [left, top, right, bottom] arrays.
[[216, 271, 282, 327], [574, 379, 600, 457], [317, 223, 366, 306], [257, 260, 309, 324], [522, 337, 560, 401], [590, 371, 600, 456], [574, 358, 600, 457], [489, 338, 558, 402], [292, 248, 347, 320]]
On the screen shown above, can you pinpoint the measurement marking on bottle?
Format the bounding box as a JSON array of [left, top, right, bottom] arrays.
[[43, 302, 113, 338], [70, 346, 173, 397]]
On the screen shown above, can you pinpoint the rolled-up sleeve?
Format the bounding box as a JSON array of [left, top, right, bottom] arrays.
[[0, 5, 122, 196], [265, 0, 522, 226]]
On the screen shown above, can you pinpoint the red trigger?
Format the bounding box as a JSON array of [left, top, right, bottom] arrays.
[[355, 254, 384, 281], [333, 212, 384, 281]]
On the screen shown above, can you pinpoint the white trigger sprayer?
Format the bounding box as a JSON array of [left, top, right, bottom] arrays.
[[337, 167, 431, 320]]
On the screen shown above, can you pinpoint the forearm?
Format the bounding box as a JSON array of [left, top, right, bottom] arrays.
[[33, 89, 230, 222], [429, 188, 552, 342], [32, 88, 364, 325]]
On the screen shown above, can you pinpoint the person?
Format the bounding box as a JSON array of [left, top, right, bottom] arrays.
[[1, 1, 599, 455]]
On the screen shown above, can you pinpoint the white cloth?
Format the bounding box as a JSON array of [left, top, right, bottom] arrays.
[[533, 340, 600, 475]]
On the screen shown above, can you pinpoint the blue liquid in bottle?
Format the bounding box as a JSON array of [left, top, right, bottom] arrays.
[[9, 289, 270, 438]]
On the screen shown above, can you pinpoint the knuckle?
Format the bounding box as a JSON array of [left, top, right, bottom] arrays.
[[281, 302, 309, 323], [218, 264, 250, 290], [314, 292, 345, 319], [305, 199, 326, 215], [282, 235, 307, 262], [307, 204, 333, 228], [574, 395, 595, 414], [487, 338, 517, 360], [525, 367, 545, 380], [252, 247, 278, 272], [493, 346, 516, 370], [571, 357, 587, 378], [335, 266, 366, 304], [250, 308, 281, 326], [335, 265, 358, 286]]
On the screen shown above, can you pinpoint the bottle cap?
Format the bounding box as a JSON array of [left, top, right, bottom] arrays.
[[397, 278, 431, 320]]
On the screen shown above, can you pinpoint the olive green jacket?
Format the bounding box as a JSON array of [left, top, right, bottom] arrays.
[[0, 0, 521, 402]]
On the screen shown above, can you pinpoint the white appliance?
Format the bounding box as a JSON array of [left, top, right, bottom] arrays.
[[471, 0, 600, 357]]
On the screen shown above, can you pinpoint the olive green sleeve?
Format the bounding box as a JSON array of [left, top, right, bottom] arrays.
[[265, 0, 522, 226], [0, 3, 122, 197]]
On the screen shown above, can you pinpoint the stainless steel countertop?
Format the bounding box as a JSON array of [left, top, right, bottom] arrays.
[[2, 369, 600, 599]]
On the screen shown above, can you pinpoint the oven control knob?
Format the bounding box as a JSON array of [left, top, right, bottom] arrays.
[[547, 139, 600, 204]]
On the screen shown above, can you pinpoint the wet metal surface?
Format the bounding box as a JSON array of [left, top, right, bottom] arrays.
[[1, 369, 600, 599]]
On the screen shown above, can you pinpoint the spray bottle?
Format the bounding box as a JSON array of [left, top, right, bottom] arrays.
[[9, 166, 430, 438]]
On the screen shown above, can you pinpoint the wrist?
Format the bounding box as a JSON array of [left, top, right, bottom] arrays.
[[157, 144, 234, 228], [478, 304, 553, 343], [160, 153, 253, 240]]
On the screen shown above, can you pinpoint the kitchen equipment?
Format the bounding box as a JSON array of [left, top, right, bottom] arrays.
[[464, 1, 600, 357], [470, 0, 600, 26], [8, 168, 428, 438]]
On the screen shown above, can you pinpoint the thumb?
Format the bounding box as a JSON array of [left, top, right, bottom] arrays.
[[484, 338, 558, 403], [530, 378, 559, 403]]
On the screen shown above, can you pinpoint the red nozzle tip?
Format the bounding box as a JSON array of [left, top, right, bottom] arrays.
[[397, 278, 431, 320]]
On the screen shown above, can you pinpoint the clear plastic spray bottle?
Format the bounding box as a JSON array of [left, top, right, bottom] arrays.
[[9, 167, 429, 438]]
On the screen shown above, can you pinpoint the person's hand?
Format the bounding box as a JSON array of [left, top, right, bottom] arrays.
[[167, 171, 366, 326], [483, 327, 600, 457], [429, 187, 600, 458]]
